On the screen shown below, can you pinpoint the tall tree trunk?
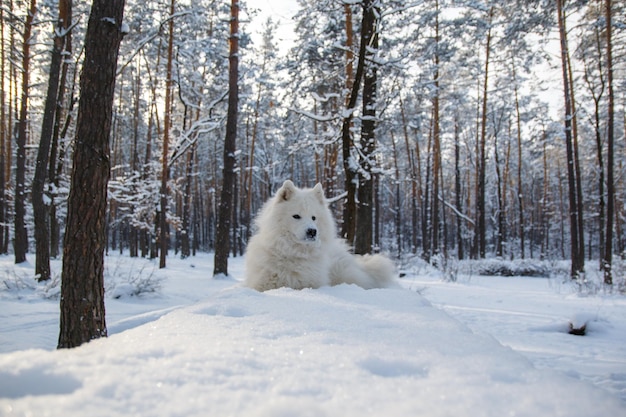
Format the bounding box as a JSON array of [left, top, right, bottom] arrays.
[[603, 0, 615, 285], [192, 172, 201, 255], [414, 122, 424, 255], [566, 43, 585, 266], [557, 159, 566, 259], [33, 0, 71, 281], [246, 49, 265, 244], [398, 93, 419, 253], [14, 0, 37, 264], [423, 123, 432, 257], [181, 142, 195, 259], [5, 0, 17, 255], [439, 151, 448, 259], [58, 0, 125, 349], [582, 25, 605, 265], [128, 70, 141, 258], [541, 131, 549, 259], [145, 97, 156, 259], [0, 5, 8, 255], [503, 131, 511, 257], [341, 3, 357, 243], [471, 79, 481, 260], [512, 58, 525, 259], [494, 134, 504, 258], [159, 0, 175, 269], [556, 0, 582, 279], [454, 114, 464, 260], [390, 132, 402, 252], [430, 0, 441, 259], [48, 14, 74, 260], [231, 171, 239, 257], [477, 6, 493, 259], [354, 0, 379, 255], [213, 0, 239, 276]]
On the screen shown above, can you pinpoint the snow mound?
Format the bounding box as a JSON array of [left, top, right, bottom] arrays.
[[0, 283, 623, 416]]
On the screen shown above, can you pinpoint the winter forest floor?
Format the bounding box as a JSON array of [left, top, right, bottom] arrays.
[[0, 252, 625, 416]]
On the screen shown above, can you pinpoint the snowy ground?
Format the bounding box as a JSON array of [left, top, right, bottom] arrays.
[[0, 252, 625, 416]]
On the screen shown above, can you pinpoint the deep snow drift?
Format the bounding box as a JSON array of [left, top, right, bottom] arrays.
[[0, 253, 625, 416]]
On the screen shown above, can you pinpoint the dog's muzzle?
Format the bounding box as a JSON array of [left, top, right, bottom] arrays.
[[305, 228, 317, 240]]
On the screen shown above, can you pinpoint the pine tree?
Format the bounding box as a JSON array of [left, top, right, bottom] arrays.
[[214, 0, 239, 277], [33, 0, 72, 281], [58, 0, 126, 349], [14, 0, 37, 264], [602, 0, 615, 285]]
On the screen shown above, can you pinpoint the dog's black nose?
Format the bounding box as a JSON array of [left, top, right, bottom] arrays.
[[306, 228, 317, 239]]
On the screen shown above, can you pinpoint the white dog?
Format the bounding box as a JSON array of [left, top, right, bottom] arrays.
[[244, 180, 396, 291]]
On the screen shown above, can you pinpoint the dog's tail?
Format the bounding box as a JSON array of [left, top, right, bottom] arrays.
[[330, 248, 397, 289], [356, 254, 397, 289]]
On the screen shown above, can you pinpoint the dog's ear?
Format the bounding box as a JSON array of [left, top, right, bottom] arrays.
[[277, 180, 296, 202], [312, 183, 325, 203]]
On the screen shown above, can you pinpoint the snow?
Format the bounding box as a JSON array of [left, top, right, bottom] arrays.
[[101, 17, 117, 25], [1, 253, 625, 416], [250, 0, 299, 54]]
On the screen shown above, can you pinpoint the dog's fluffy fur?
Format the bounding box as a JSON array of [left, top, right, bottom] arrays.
[[244, 180, 396, 291]]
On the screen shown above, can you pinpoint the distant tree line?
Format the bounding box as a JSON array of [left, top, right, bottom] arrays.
[[1, 0, 624, 285]]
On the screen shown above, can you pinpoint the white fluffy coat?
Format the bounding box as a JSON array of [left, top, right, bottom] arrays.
[[244, 180, 396, 291]]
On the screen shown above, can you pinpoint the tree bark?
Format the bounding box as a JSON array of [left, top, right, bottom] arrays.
[[423, 122, 432, 257], [213, 0, 239, 276], [494, 133, 504, 258], [48, 8, 74, 261], [390, 132, 402, 252], [181, 141, 195, 259], [603, 0, 615, 285], [556, 0, 583, 279], [341, 3, 358, 243], [354, 0, 379, 255], [476, 6, 493, 259], [581, 26, 605, 266], [566, 42, 585, 267], [127, 71, 140, 258], [0, 6, 7, 255], [159, 0, 175, 269], [33, 0, 71, 281], [342, 0, 378, 249], [511, 58, 525, 259], [58, 0, 125, 349], [430, 0, 441, 260], [454, 114, 464, 260], [14, 0, 37, 264], [541, 131, 549, 259], [398, 93, 419, 253]]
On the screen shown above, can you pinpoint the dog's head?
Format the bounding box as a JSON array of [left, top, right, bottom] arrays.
[[273, 180, 330, 246]]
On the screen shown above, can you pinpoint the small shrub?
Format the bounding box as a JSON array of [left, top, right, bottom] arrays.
[[477, 259, 550, 277], [105, 257, 162, 299]]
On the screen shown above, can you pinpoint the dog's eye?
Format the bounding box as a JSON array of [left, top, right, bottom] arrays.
[[312, 216, 316, 221], [292, 214, 301, 219]]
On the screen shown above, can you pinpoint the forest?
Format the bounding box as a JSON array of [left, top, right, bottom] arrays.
[[0, 0, 624, 283]]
